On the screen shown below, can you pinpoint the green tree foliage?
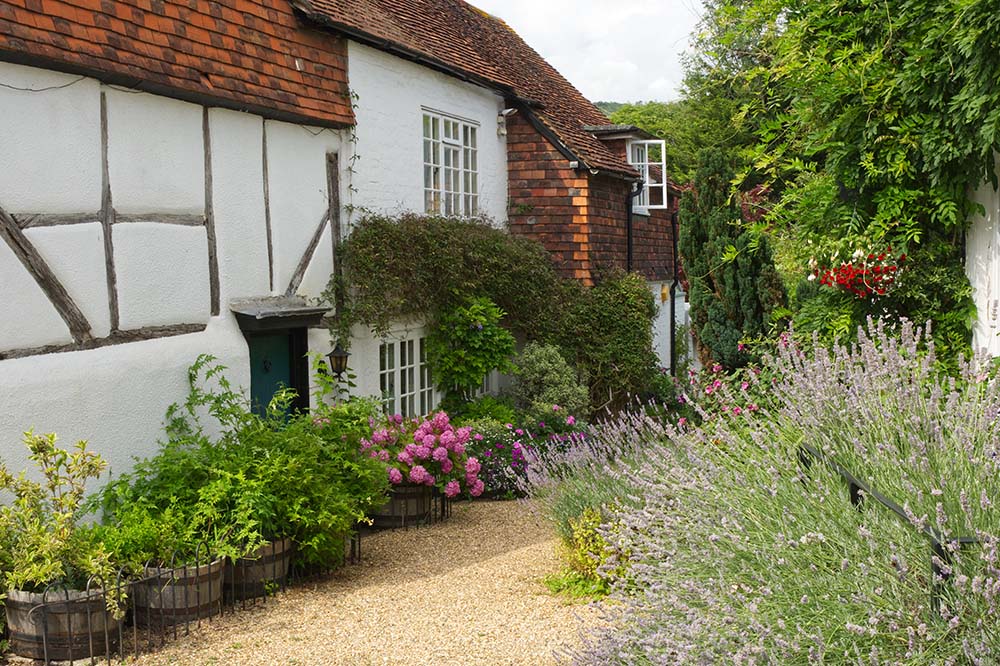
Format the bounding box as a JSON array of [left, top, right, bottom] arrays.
[[690, 0, 996, 361], [679, 151, 786, 367]]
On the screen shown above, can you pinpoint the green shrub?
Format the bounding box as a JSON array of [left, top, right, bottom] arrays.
[[508, 342, 589, 425], [445, 394, 517, 425], [97, 356, 388, 568], [558, 272, 660, 413], [426, 297, 515, 402]]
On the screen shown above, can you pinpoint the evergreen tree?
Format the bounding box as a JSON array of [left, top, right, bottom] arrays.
[[679, 150, 786, 368]]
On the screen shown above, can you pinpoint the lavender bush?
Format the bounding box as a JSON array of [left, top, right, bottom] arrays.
[[538, 320, 1000, 664]]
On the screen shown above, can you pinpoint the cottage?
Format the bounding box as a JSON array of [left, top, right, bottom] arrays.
[[0, 0, 680, 474]]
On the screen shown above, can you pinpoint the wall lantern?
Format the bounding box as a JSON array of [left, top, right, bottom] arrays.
[[327, 342, 350, 378]]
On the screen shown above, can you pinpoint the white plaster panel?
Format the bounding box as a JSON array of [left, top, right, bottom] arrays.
[[0, 62, 102, 214], [0, 239, 73, 350], [114, 223, 210, 329], [105, 88, 204, 215], [0, 317, 250, 486], [208, 109, 270, 301], [967, 166, 1000, 356], [25, 223, 111, 339], [265, 120, 341, 297], [297, 225, 335, 299], [649, 281, 670, 369], [346, 41, 508, 226]]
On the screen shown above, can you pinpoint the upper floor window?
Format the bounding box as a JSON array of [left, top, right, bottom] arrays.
[[628, 140, 668, 210], [423, 110, 479, 216]]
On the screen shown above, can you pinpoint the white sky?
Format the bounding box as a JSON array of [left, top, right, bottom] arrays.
[[470, 0, 704, 103]]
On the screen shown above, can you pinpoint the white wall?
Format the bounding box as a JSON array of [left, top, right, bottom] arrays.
[[967, 165, 1000, 356], [0, 44, 509, 480], [649, 280, 694, 373], [346, 41, 508, 224]]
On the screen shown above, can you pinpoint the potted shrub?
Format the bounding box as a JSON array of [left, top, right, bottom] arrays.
[[95, 499, 225, 626], [361, 411, 484, 528], [0, 431, 123, 661]]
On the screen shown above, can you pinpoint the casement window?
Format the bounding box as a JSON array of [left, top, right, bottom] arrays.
[[628, 140, 668, 210], [423, 110, 479, 216], [379, 336, 437, 417]]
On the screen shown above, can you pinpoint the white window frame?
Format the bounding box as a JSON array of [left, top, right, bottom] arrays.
[[628, 140, 668, 210], [379, 336, 438, 416], [423, 109, 479, 216]]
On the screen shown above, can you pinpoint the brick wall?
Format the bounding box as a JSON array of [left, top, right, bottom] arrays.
[[507, 112, 676, 285], [507, 112, 594, 284]]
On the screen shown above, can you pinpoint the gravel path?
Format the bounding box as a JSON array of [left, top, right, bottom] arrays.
[[130, 500, 593, 665]]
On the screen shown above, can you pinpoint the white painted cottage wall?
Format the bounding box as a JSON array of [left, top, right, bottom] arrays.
[[967, 164, 1000, 356], [0, 41, 515, 477], [346, 41, 508, 223]]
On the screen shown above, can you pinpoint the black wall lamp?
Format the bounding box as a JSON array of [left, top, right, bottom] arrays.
[[326, 342, 350, 378]]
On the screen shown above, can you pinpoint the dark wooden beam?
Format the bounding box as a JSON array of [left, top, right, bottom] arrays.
[[262, 121, 275, 292], [100, 91, 121, 332], [328, 152, 346, 319], [284, 207, 330, 297], [203, 108, 220, 316], [0, 323, 206, 361], [0, 203, 93, 344], [15, 213, 100, 229], [114, 213, 206, 226]]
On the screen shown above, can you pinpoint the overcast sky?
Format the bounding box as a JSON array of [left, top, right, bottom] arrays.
[[470, 0, 704, 104]]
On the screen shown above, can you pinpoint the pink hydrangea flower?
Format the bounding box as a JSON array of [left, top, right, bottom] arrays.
[[455, 426, 472, 443], [409, 465, 429, 484], [422, 434, 437, 448], [441, 458, 454, 473], [388, 468, 403, 484], [397, 451, 413, 466], [432, 446, 449, 462], [439, 430, 456, 449], [360, 438, 372, 451], [470, 479, 485, 497], [444, 480, 461, 498], [378, 449, 390, 462], [431, 411, 450, 430], [423, 474, 435, 486], [414, 445, 432, 459], [452, 442, 466, 455], [391, 413, 404, 425], [466, 457, 481, 474]]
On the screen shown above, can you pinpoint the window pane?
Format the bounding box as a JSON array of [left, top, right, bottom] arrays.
[[423, 114, 431, 138]]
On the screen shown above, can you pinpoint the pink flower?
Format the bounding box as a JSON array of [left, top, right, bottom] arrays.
[[432, 446, 449, 462], [360, 438, 372, 451], [455, 426, 472, 443], [422, 434, 437, 448], [423, 474, 435, 487], [552, 404, 561, 411], [712, 363, 722, 373], [388, 468, 403, 484], [391, 413, 404, 425], [740, 381, 749, 391], [444, 480, 461, 498], [441, 458, 454, 473], [378, 449, 390, 462], [474, 433, 484, 441], [431, 411, 450, 430], [465, 457, 481, 475], [678, 417, 687, 427], [505, 423, 513, 429], [566, 416, 576, 426], [515, 429, 524, 436], [409, 465, 429, 484], [439, 430, 456, 449], [470, 479, 485, 497], [732, 406, 743, 415], [397, 451, 413, 466], [414, 445, 432, 459], [737, 343, 746, 352], [453, 442, 466, 455]]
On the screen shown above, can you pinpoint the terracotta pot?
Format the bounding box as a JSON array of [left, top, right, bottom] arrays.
[[132, 557, 225, 626], [224, 537, 293, 601], [5, 587, 122, 661], [370, 483, 433, 529]]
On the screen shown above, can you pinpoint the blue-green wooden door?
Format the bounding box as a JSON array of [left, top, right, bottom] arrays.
[[248, 333, 292, 415]]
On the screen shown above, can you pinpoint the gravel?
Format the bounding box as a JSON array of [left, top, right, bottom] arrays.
[[128, 500, 593, 666]]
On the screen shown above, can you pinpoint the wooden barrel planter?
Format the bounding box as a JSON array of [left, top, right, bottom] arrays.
[[132, 558, 225, 627], [370, 483, 433, 529], [5, 588, 122, 661], [225, 538, 293, 602]]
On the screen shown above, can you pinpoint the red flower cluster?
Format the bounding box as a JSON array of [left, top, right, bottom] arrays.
[[816, 250, 906, 299]]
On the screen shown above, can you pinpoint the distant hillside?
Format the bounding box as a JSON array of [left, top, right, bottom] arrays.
[[595, 101, 625, 115]]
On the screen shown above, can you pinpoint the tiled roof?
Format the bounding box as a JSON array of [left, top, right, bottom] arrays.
[[294, 0, 638, 176], [0, 0, 354, 127]]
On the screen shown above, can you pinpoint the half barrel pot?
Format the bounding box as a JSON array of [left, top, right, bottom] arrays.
[[370, 483, 433, 529], [132, 558, 225, 627], [5, 588, 122, 661], [225, 537, 293, 602]]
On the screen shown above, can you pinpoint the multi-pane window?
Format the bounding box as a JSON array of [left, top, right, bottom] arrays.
[[423, 110, 478, 216], [379, 341, 397, 415], [628, 140, 668, 210], [380, 336, 437, 416]]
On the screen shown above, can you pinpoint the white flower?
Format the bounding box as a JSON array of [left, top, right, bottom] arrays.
[[807, 274, 816, 281]]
